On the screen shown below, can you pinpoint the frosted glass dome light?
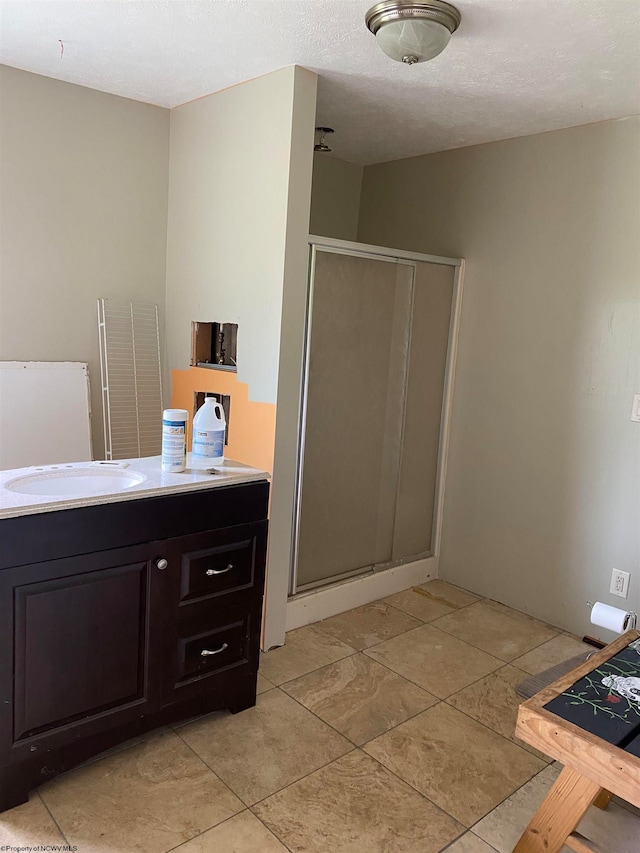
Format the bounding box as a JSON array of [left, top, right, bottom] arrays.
[[366, 1, 461, 65], [375, 18, 451, 63]]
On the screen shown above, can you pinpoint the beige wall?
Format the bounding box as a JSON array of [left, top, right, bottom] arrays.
[[309, 153, 363, 241], [358, 117, 640, 639], [269, 68, 318, 647], [166, 67, 313, 405], [0, 66, 170, 458], [165, 66, 317, 648]]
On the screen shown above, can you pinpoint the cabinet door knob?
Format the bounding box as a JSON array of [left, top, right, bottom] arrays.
[[156, 558, 168, 570], [201, 643, 229, 656], [206, 563, 233, 576]]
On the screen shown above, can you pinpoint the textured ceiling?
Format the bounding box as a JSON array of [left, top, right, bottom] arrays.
[[1, 0, 639, 165]]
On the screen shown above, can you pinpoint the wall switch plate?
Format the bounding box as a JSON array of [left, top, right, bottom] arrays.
[[610, 568, 630, 598], [631, 394, 640, 423]]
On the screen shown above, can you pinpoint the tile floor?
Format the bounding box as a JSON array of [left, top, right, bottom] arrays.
[[2, 579, 638, 852]]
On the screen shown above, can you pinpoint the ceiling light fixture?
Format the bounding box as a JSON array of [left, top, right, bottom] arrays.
[[365, 1, 461, 65], [314, 127, 334, 152]]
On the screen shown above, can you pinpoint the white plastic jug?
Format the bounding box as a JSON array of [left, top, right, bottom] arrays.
[[192, 397, 226, 462]]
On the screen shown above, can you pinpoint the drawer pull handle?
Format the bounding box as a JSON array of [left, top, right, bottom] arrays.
[[206, 564, 233, 576], [156, 558, 168, 571], [201, 643, 229, 657]]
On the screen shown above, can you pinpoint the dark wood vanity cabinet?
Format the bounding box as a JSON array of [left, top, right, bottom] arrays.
[[0, 480, 269, 812]]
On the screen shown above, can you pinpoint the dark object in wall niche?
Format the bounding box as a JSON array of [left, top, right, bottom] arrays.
[[191, 320, 238, 371], [543, 639, 640, 748], [0, 482, 269, 813]]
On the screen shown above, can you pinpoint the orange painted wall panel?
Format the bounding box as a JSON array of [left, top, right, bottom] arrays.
[[171, 367, 277, 475]]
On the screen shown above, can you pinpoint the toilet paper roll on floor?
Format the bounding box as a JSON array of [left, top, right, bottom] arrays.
[[590, 601, 635, 633]]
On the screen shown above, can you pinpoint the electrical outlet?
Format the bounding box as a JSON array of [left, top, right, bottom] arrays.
[[610, 569, 630, 598]]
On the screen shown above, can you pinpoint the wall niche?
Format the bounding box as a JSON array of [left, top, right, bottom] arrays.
[[191, 321, 238, 371]]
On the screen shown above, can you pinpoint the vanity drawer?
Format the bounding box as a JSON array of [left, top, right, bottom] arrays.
[[178, 522, 266, 604], [176, 616, 249, 682]]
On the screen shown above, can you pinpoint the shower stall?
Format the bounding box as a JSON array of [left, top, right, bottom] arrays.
[[290, 237, 463, 597]]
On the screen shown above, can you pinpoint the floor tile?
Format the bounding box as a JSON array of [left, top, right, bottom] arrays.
[[421, 579, 481, 606], [174, 810, 288, 852], [7, 583, 579, 853], [432, 599, 560, 661], [364, 623, 502, 698], [574, 801, 640, 853], [384, 579, 479, 623], [473, 764, 640, 853], [260, 624, 356, 685], [39, 730, 243, 853], [384, 589, 457, 623], [178, 689, 352, 805], [613, 795, 640, 817], [318, 600, 422, 650], [472, 763, 558, 851], [254, 749, 463, 853], [282, 653, 437, 745], [76, 725, 170, 766], [0, 793, 66, 847], [364, 703, 545, 827], [512, 633, 593, 674], [446, 665, 551, 761], [256, 673, 275, 694], [444, 833, 497, 853]]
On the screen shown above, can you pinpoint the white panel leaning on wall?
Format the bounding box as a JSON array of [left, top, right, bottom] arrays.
[[0, 362, 92, 469]]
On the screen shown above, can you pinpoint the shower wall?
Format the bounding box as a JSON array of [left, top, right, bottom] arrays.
[[309, 154, 364, 241]]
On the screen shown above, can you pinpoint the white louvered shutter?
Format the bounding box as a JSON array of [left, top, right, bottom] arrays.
[[97, 299, 163, 460]]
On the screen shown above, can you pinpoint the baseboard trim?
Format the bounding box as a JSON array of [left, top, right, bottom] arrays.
[[285, 556, 438, 635]]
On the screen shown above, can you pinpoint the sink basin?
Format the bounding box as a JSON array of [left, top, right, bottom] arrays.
[[5, 467, 146, 496]]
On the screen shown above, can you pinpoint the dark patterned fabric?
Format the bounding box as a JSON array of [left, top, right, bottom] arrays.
[[625, 734, 640, 759], [543, 640, 640, 748]]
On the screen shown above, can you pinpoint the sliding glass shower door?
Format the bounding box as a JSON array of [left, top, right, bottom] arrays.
[[292, 245, 455, 593]]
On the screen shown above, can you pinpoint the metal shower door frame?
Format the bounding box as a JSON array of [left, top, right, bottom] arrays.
[[290, 236, 464, 597]]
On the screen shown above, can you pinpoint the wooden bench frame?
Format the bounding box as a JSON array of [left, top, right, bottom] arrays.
[[514, 629, 640, 852]]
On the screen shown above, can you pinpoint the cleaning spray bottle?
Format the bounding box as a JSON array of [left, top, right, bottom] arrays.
[[192, 396, 226, 464]]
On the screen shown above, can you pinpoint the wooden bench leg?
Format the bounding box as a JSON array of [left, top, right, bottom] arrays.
[[513, 766, 602, 853], [592, 789, 613, 810]]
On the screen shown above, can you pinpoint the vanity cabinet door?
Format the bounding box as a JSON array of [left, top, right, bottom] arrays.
[[6, 542, 164, 748]]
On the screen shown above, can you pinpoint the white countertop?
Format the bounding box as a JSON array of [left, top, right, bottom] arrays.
[[0, 455, 269, 520]]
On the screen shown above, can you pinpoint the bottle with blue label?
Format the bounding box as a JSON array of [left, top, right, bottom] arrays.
[[192, 397, 226, 463], [161, 409, 188, 472]]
